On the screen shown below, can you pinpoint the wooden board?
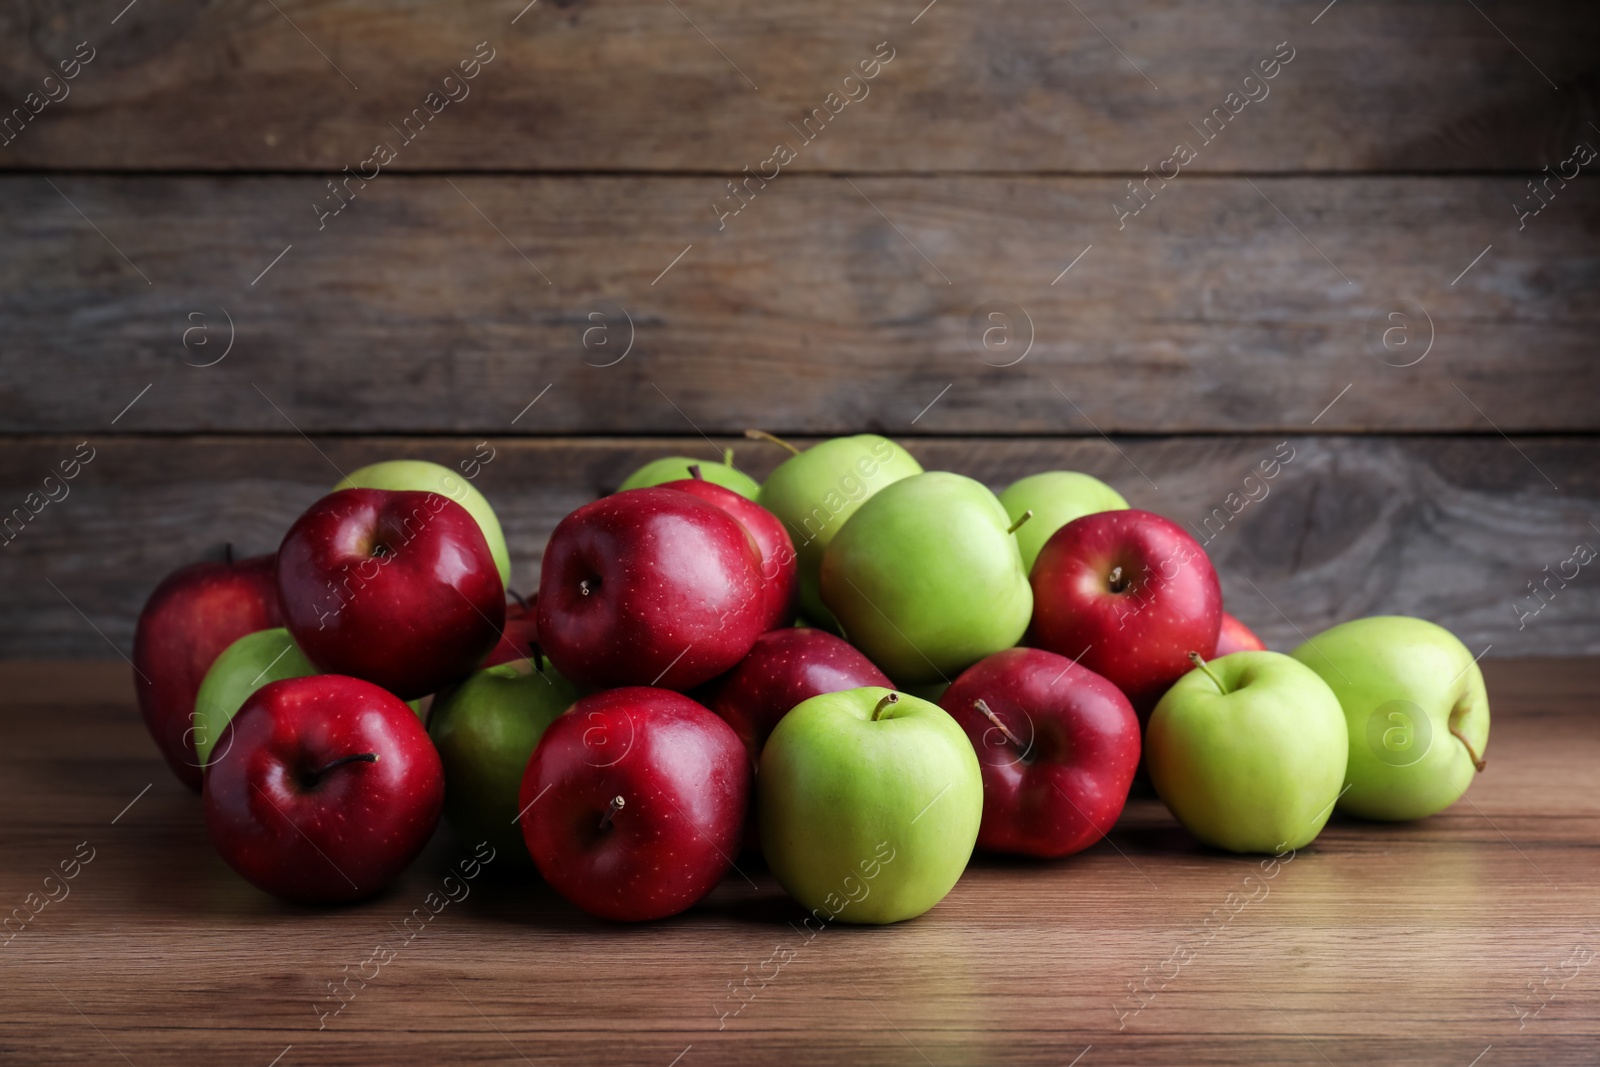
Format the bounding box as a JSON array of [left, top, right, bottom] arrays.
[[2, 1, 1597, 172], [4, 434, 1596, 659], [3, 175, 1597, 435], [1, 656, 1596, 1065]]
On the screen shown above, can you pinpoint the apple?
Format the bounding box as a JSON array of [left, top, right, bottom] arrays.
[[1216, 611, 1267, 655], [483, 593, 540, 668], [204, 674, 445, 903], [133, 550, 282, 790], [519, 687, 750, 921], [939, 648, 1141, 858], [335, 459, 511, 588], [277, 488, 505, 701], [661, 468, 799, 633], [193, 627, 316, 768], [618, 448, 762, 500], [429, 657, 584, 863], [1146, 651, 1347, 853], [536, 487, 767, 691], [820, 472, 1032, 685], [706, 627, 891, 764], [1291, 615, 1490, 821], [998, 471, 1129, 573], [1029, 509, 1222, 718], [755, 433, 923, 627], [760, 687, 982, 924]]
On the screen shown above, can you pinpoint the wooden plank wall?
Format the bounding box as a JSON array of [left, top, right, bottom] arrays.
[[1, 0, 1597, 658]]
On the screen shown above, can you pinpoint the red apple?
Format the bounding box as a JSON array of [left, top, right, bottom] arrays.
[[536, 488, 767, 691], [277, 489, 505, 700], [204, 674, 444, 903], [519, 687, 750, 921], [1215, 610, 1266, 655], [1029, 509, 1222, 718], [133, 550, 281, 791], [940, 648, 1140, 857], [483, 593, 540, 668], [706, 627, 891, 764], [660, 470, 799, 632]]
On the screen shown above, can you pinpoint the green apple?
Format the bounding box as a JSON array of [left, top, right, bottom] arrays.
[[334, 459, 511, 588], [1147, 651, 1348, 853], [617, 448, 762, 500], [756, 433, 923, 627], [998, 471, 1129, 572], [819, 472, 1031, 685], [759, 687, 982, 924], [428, 659, 584, 861], [1291, 616, 1489, 821], [193, 628, 316, 767]]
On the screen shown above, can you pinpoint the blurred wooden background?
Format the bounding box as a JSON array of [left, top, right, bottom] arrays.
[[1, 0, 1597, 657]]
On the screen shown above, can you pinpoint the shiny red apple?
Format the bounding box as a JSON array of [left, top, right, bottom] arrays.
[[706, 627, 891, 764], [1029, 509, 1221, 718], [133, 550, 281, 790], [940, 647, 1140, 857], [536, 488, 767, 691], [276, 488, 505, 700], [483, 593, 540, 668], [660, 470, 799, 632], [1215, 610, 1266, 655], [204, 674, 444, 903], [519, 687, 750, 921]]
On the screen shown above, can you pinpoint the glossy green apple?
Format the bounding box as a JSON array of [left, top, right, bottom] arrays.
[[820, 472, 1031, 685], [428, 659, 584, 861], [760, 687, 981, 924], [756, 434, 923, 627], [617, 449, 762, 500], [334, 459, 511, 587], [1147, 651, 1347, 853], [193, 628, 316, 767], [1291, 615, 1489, 821], [998, 471, 1129, 572]]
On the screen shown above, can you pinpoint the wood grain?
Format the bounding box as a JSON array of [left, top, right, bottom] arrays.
[[3, 434, 1596, 659], [3, 175, 1597, 435], [1, 0, 1596, 172], [0, 657, 1595, 1065]]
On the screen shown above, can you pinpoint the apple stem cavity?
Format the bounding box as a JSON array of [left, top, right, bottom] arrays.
[[688, 464, 705, 480], [871, 692, 900, 721], [1187, 651, 1229, 695], [744, 428, 800, 456], [598, 795, 625, 830], [1005, 510, 1034, 536], [1449, 724, 1488, 772], [302, 752, 379, 788], [973, 699, 1027, 755]]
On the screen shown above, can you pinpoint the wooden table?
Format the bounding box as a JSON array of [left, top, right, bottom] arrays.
[[3, 658, 1596, 1066]]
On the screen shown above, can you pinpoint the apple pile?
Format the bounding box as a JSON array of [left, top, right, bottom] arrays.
[[133, 437, 1492, 921]]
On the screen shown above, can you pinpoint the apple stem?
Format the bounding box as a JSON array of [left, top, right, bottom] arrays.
[[744, 428, 800, 456], [508, 588, 529, 612], [871, 692, 900, 721], [688, 464, 705, 480], [1107, 565, 1129, 593], [722, 447, 735, 466], [1187, 651, 1229, 695], [973, 699, 1026, 753], [598, 795, 625, 830], [224, 542, 234, 565], [303, 752, 378, 787], [578, 578, 595, 597], [1449, 724, 1488, 773], [1005, 510, 1034, 536]]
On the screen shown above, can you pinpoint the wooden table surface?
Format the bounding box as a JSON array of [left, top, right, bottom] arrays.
[[2, 657, 1596, 1066]]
